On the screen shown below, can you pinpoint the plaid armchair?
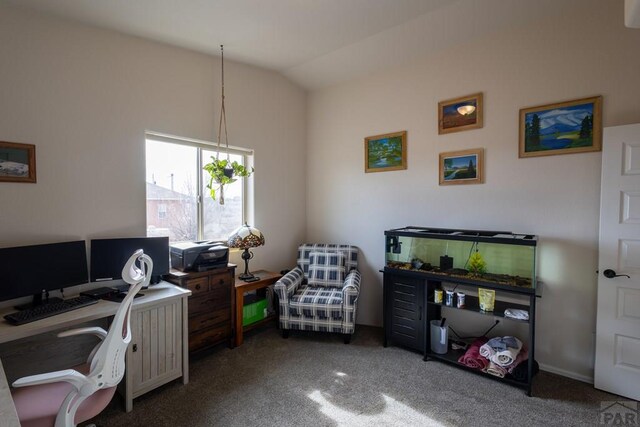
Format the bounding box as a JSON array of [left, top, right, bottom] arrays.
[[274, 244, 361, 343]]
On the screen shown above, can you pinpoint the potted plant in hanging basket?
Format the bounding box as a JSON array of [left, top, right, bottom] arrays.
[[203, 157, 253, 205], [203, 44, 254, 205]]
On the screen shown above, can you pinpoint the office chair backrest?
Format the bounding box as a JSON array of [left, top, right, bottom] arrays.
[[89, 249, 152, 386]]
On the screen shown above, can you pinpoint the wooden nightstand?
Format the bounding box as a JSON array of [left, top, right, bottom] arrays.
[[234, 270, 282, 347], [165, 265, 236, 353]]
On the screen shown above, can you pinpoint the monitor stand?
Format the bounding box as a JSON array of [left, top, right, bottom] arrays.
[[14, 292, 63, 311]]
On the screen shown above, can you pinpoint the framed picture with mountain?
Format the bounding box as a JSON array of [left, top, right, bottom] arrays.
[[519, 96, 602, 158], [439, 148, 484, 185]]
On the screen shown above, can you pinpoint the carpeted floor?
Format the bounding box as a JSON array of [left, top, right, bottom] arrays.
[[88, 326, 618, 427]]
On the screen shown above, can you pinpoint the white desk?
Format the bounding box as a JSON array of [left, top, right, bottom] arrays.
[[0, 282, 191, 413], [0, 359, 20, 427]]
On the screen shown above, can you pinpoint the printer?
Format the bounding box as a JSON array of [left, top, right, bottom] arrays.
[[170, 241, 229, 272]]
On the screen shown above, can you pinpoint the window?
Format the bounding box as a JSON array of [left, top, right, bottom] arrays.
[[145, 133, 251, 242], [157, 204, 167, 219]]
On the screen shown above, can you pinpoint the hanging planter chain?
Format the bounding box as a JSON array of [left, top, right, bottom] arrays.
[[203, 44, 254, 205]]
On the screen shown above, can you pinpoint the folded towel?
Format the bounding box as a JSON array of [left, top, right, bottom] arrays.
[[488, 337, 523, 367], [504, 308, 529, 321], [484, 362, 507, 378], [457, 337, 489, 370], [479, 342, 495, 359], [485, 336, 521, 351]]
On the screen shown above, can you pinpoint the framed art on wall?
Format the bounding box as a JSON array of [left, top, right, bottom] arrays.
[[364, 131, 407, 173], [438, 93, 483, 135], [439, 148, 484, 185], [0, 141, 36, 183], [519, 96, 602, 158]]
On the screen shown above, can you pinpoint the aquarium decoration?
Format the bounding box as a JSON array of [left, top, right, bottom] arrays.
[[468, 250, 487, 276]]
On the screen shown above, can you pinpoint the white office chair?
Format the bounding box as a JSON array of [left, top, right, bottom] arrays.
[[11, 249, 152, 427]]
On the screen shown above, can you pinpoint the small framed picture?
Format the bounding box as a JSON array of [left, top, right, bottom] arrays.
[[0, 141, 36, 183], [438, 93, 483, 135], [364, 131, 407, 173], [439, 148, 484, 186], [519, 96, 602, 158]]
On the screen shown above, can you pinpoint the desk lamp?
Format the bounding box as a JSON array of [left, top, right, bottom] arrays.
[[228, 223, 265, 281]]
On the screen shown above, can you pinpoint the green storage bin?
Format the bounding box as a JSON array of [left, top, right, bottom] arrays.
[[243, 298, 268, 326]]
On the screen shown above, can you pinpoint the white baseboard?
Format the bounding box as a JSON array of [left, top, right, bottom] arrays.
[[539, 362, 594, 384]]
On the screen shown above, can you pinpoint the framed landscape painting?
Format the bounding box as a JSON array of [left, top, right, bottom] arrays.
[[364, 131, 407, 173], [439, 148, 484, 185], [438, 93, 483, 135], [519, 96, 602, 158], [0, 141, 36, 183]]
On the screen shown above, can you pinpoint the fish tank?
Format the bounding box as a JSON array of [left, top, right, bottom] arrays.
[[384, 227, 537, 291]]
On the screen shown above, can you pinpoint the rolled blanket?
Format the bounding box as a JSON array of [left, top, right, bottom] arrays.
[[489, 337, 523, 367], [507, 346, 529, 374], [484, 361, 507, 378], [457, 337, 489, 370]]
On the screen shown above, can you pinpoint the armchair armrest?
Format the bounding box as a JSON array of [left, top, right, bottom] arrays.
[[58, 326, 108, 340], [342, 270, 361, 333], [342, 270, 361, 294], [274, 267, 305, 300], [13, 369, 90, 392]]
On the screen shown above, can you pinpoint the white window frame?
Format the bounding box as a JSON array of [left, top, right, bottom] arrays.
[[145, 131, 254, 241]]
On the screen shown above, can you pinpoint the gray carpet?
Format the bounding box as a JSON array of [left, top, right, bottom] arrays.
[[88, 326, 618, 427]]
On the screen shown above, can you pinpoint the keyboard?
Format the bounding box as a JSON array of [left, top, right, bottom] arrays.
[[4, 295, 99, 326]]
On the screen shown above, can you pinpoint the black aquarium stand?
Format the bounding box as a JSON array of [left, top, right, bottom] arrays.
[[382, 267, 540, 396]]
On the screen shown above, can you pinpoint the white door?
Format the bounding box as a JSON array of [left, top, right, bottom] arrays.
[[595, 123, 640, 400]]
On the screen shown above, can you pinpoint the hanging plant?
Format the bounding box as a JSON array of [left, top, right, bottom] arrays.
[[203, 157, 253, 204], [203, 45, 254, 205]]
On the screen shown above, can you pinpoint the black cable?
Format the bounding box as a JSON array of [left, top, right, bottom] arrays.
[[448, 319, 500, 340]]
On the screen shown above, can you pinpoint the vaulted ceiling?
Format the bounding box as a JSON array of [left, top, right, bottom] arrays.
[[3, 0, 599, 89]]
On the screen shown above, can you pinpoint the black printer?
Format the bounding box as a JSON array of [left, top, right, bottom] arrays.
[[170, 241, 229, 272]]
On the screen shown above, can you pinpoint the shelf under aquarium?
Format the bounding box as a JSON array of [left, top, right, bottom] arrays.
[[425, 346, 531, 388], [427, 295, 530, 323]]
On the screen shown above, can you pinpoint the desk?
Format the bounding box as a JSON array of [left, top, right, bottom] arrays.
[[0, 359, 20, 427], [0, 282, 191, 413], [234, 271, 281, 347]]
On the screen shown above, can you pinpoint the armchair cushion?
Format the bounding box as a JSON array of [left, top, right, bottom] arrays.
[[290, 286, 343, 320], [307, 251, 346, 287]]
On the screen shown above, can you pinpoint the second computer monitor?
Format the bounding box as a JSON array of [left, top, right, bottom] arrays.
[[90, 237, 169, 284]]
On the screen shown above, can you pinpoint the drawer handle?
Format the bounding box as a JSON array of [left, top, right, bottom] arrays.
[[195, 284, 201, 290], [219, 279, 224, 285], [132, 344, 138, 352]]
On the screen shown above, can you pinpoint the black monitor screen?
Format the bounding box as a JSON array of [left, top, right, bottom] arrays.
[[0, 241, 89, 302], [90, 237, 169, 284]]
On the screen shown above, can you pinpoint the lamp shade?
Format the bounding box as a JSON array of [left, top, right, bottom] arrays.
[[457, 104, 476, 116], [228, 223, 265, 249]]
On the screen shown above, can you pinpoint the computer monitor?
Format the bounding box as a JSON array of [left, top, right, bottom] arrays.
[[90, 237, 169, 284], [0, 240, 89, 303]]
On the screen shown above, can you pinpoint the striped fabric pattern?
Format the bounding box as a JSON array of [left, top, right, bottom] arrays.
[[289, 286, 343, 319], [307, 251, 346, 287]]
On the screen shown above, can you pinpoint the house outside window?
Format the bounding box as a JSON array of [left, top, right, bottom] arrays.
[[145, 132, 252, 243]]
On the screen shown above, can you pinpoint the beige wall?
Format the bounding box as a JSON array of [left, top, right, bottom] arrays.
[[0, 5, 307, 274], [307, 0, 640, 381]]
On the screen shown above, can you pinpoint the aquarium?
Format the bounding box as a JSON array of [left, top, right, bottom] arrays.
[[384, 227, 537, 290]]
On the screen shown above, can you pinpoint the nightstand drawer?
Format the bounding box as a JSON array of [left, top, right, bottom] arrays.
[[208, 271, 232, 288], [189, 324, 230, 352], [190, 289, 230, 314], [185, 277, 209, 294], [189, 308, 231, 332]]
